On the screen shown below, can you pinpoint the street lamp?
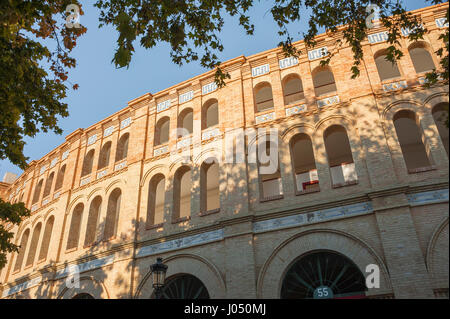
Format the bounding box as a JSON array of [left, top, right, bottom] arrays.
[[150, 257, 168, 299]]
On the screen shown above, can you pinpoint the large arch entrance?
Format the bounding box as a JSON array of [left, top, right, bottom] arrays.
[[280, 250, 367, 299], [158, 274, 210, 299], [72, 293, 95, 299]]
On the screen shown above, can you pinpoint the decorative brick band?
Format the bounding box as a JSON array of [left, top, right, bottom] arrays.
[[154, 145, 170, 157], [114, 161, 127, 171], [286, 104, 307, 116], [120, 117, 132, 129], [368, 31, 388, 44], [407, 188, 449, 206], [136, 228, 224, 258], [157, 99, 171, 113], [1, 276, 42, 298], [382, 80, 407, 92], [436, 17, 449, 28], [202, 82, 218, 95], [97, 169, 108, 179], [253, 201, 374, 233], [104, 126, 114, 137], [202, 128, 221, 141], [87, 134, 97, 146], [308, 47, 328, 61], [279, 56, 298, 69], [80, 176, 91, 186], [317, 95, 340, 108], [179, 90, 194, 104], [252, 64, 270, 77], [255, 112, 275, 124], [55, 255, 115, 280], [177, 137, 192, 149]]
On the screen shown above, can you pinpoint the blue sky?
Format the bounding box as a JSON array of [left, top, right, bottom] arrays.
[[0, 0, 431, 179]]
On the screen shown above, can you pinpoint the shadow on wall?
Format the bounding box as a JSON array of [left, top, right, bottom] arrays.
[[4, 88, 449, 299]]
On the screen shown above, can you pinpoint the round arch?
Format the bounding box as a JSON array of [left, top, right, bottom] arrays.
[[134, 254, 226, 299], [280, 250, 367, 299], [426, 217, 449, 288], [156, 274, 210, 299], [257, 229, 392, 298], [57, 276, 110, 299]]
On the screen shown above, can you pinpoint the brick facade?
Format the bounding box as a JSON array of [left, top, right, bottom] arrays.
[[0, 3, 448, 299]]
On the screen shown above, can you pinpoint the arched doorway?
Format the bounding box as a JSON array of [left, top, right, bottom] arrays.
[[280, 251, 367, 299], [72, 293, 95, 299], [158, 274, 210, 299]]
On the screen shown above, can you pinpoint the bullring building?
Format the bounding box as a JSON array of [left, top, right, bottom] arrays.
[[0, 2, 448, 299]]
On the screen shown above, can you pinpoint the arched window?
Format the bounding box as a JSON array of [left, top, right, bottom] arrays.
[[177, 108, 193, 138], [393, 110, 432, 171], [38, 216, 54, 261], [81, 149, 95, 177], [155, 117, 170, 146], [290, 134, 319, 193], [324, 125, 358, 187], [254, 82, 274, 112], [283, 75, 304, 105], [280, 251, 367, 299], [313, 67, 337, 97], [432, 103, 449, 156], [409, 44, 435, 74], [202, 99, 219, 130], [374, 51, 401, 81], [158, 274, 210, 299], [72, 293, 95, 299], [25, 223, 42, 267], [32, 179, 43, 204], [115, 133, 129, 162], [66, 203, 84, 250], [54, 165, 66, 190], [200, 159, 220, 213], [98, 141, 112, 169], [104, 188, 121, 240], [13, 229, 30, 272], [146, 174, 166, 227], [84, 196, 102, 246], [42, 172, 54, 198], [258, 136, 283, 200], [173, 166, 191, 220]]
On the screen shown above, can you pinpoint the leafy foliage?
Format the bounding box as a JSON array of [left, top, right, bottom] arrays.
[[95, 0, 448, 90], [0, 199, 30, 269], [0, 0, 86, 270], [0, 0, 86, 170]]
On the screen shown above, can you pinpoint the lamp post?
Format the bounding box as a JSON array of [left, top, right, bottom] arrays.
[[150, 257, 168, 299]]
